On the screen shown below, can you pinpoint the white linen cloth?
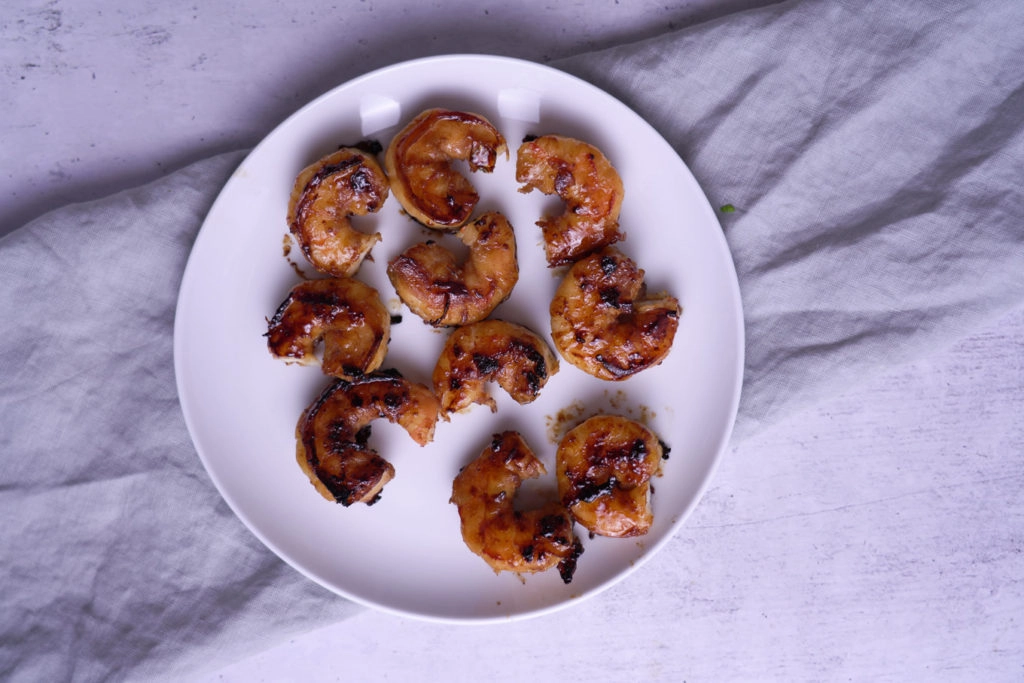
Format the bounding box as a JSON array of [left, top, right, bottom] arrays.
[[2, 0, 1022, 679], [556, 0, 1024, 439]]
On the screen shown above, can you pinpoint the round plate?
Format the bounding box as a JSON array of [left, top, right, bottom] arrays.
[[174, 54, 744, 623]]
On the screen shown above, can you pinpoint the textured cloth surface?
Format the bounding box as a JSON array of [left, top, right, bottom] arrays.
[[557, 0, 1024, 438], [0, 152, 361, 682], [2, 0, 1023, 680]]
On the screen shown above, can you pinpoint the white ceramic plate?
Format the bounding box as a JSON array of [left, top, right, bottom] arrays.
[[174, 54, 744, 623]]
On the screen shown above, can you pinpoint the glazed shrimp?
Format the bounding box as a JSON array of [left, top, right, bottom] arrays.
[[556, 415, 665, 537], [451, 431, 583, 582], [432, 319, 558, 416], [385, 108, 508, 229], [296, 371, 440, 506], [289, 146, 389, 276], [516, 134, 624, 266], [550, 247, 680, 381], [265, 277, 390, 380], [387, 211, 518, 326]]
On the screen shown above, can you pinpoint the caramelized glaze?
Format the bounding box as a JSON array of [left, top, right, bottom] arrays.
[[433, 319, 558, 416], [288, 147, 389, 276], [516, 134, 624, 266], [266, 277, 390, 380], [556, 415, 664, 537], [295, 371, 440, 506], [387, 211, 518, 326], [385, 109, 507, 229], [550, 248, 680, 381], [451, 431, 581, 582]]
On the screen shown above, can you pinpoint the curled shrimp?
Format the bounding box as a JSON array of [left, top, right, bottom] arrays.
[[295, 371, 440, 506], [550, 247, 680, 381], [385, 108, 508, 229], [387, 211, 518, 326], [451, 431, 582, 582], [516, 134, 624, 266], [556, 415, 665, 538], [288, 146, 390, 276], [432, 319, 558, 416], [265, 277, 390, 380]]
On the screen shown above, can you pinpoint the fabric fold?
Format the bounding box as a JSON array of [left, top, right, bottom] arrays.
[[0, 152, 360, 683], [555, 0, 1024, 438]]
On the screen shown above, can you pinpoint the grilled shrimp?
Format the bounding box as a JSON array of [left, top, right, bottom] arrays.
[[385, 108, 508, 229], [556, 415, 665, 537], [451, 431, 582, 582], [288, 146, 390, 276], [266, 277, 390, 380], [516, 134, 624, 266], [550, 247, 680, 381], [295, 371, 440, 506], [387, 211, 518, 326], [433, 319, 558, 416]]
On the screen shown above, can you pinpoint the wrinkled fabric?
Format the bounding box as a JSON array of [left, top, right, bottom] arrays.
[[2, 0, 1023, 680], [0, 152, 360, 682], [556, 0, 1024, 438]]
